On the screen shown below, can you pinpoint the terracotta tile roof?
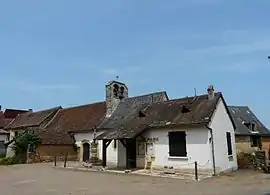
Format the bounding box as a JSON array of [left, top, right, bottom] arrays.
[[4, 109, 29, 119], [0, 109, 28, 129], [40, 102, 106, 144], [5, 107, 61, 130], [97, 92, 235, 139]]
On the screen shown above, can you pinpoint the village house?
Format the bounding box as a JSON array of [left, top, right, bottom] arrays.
[[45, 101, 106, 162], [96, 85, 238, 175], [4, 106, 66, 159], [228, 106, 270, 157], [0, 107, 28, 155], [69, 80, 168, 165]]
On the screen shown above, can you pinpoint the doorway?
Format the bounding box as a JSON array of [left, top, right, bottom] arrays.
[[126, 139, 137, 169], [82, 143, 90, 162]]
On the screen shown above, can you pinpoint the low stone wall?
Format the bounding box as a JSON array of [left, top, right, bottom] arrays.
[[237, 151, 266, 169], [27, 152, 78, 163]]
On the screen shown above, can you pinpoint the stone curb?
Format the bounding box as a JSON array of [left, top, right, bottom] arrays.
[[52, 166, 200, 181]]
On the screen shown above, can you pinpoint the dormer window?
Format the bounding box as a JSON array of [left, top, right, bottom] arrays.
[[251, 123, 256, 131], [243, 122, 257, 132], [181, 106, 190, 114], [139, 111, 146, 118], [243, 122, 251, 129]]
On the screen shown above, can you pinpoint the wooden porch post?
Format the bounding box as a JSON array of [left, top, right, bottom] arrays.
[[102, 139, 112, 167], [102, 139, 107, 167]]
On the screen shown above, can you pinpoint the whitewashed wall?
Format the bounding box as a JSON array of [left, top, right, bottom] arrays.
[[74, 132, 119, 166], [209, 98, 238, 173], [141, 128, 213, 171], [0, 134, 7, 141]]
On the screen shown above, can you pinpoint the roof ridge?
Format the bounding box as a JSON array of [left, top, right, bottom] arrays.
[[228, 105, 249, 108], [157, 92, 222, 104], [126, 91, 167, 100], [27, 106, 62, 114], [62, 101, 105, 111]]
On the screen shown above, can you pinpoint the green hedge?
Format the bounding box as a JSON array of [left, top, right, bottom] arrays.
[[0, 157, 20, 165]]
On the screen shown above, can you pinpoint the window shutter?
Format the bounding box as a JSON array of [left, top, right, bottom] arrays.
[[168, 131, 187, 157], [226, 132, 232, 155]]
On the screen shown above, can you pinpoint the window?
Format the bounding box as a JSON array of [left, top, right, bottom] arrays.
[[168, 131, 187, 157], [138, 111, 146, 118], [226, 132, 233, 156], [113, 139, 117, 149], [181, 106, 190, 113], [244, 122, 251, 130], [250, 136, 261, 148], [251, 123, 256, 131]]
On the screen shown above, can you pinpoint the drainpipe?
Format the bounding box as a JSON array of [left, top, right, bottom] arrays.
[[207, 126, 216, 176]]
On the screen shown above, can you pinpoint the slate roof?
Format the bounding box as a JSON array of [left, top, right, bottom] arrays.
[[97, 92, 232, 140], [228, 106, 270, 136], [5, 107, 61, 130], [97, 91, 168, 131], [41, 102, 106, 144]]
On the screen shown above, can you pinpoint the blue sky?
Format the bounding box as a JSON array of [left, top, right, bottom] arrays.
[[0, 0, 270, 127]]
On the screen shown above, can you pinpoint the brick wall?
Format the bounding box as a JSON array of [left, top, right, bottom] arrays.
[[34, 144, 77, 162]]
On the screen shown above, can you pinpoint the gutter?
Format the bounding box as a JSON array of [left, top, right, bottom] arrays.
[[206, 126, 216, 176]]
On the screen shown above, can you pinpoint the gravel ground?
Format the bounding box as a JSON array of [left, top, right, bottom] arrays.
[[0, 163, 270, 195]]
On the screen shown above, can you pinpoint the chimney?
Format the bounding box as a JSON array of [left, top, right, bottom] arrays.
[[207, 85, 215, 100]]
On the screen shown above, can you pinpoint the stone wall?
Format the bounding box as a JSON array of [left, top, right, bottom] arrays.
[[261, 137, 270, 159], [237, 151, 267, 169], [27, 144, 77, 163], [235, 135, 257, 153]]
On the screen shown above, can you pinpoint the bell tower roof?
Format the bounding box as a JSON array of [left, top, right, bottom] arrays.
[[106, 80, 128, 89]]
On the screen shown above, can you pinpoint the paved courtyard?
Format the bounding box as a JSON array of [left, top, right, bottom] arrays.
[[0, 164, 270, 195]]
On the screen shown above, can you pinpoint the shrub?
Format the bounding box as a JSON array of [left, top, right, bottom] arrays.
[[12, 129, 41, 163], [0, 157, 19, 165], [0, 153, 6, 159]]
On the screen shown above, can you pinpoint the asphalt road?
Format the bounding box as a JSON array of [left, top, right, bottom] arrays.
[[0, 164, 270, 195]]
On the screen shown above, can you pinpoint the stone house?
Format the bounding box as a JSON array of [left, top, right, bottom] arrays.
[[97, 86, 238, 174], [45, 102, 106, 162], [0, 107, 28, 155], [70, 80, 168, 165], [4, 106, 70, 160], [228, 106, 270, 157]]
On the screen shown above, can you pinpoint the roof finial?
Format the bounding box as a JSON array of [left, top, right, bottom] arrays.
[[116, 76, 119, 81]]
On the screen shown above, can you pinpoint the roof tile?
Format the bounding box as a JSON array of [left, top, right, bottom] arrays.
[[5, 107, 61, 129], [41, 102, 106, 144]]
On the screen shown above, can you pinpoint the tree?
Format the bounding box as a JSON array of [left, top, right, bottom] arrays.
[[11, 129, 41, 163]]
